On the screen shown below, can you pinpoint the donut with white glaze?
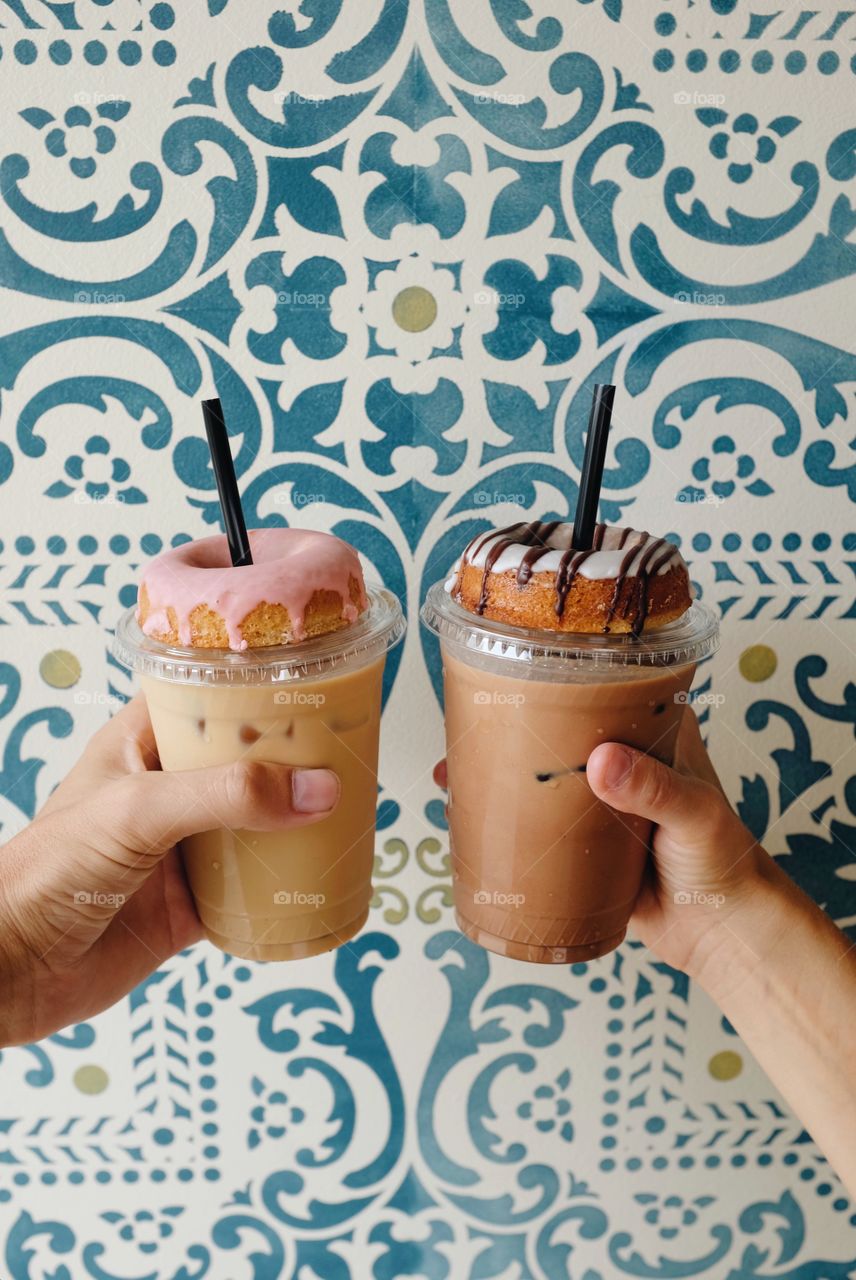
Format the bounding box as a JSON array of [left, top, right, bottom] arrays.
[[449, 521, 692, 635]]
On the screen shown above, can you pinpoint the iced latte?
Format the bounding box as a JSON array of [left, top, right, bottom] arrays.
[[114, 528, 405, 961], [422, 520, 719, 963]]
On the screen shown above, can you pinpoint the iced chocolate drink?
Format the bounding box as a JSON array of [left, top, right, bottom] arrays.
[[422, 520, 719, 964], [113, 528, 405, 961]]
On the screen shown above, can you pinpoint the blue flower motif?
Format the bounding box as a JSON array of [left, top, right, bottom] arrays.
[[20, 98, 130, 180], [516, 1067, 573, 1142], [679, 434, 772, 502], [101, 1207, 183, 1256], [696, 109, 800, 184], [635, 1193, 714, 1241], [248, 1075, 306, 1149], [46, 433, 146, 504]]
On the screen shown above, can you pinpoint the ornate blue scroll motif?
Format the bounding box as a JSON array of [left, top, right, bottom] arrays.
[[734, 656, 856, 938], [0, 152, 162, 243], [224, 4, 407, 148], [418, 933, 576, 1222], [456, 53, 604, 151], [572, 113, 856, 300], [0, 101, 255, 296], [361, 133, 471, 239], [0, 664, 73, 822], [249, 934, 404, 1230], [0, 318, 201, 492], [744, 658, 856, 936], [2, 0, 856, 1271], [0, 1023, 94, 1093], [625, 320, 856, 497]]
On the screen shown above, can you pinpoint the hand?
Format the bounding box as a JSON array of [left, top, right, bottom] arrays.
[[592, 709, 856, 1199], [0, 695, 339, 1046], [438, 713, 856, 1195], [586, 708, 782, 983]]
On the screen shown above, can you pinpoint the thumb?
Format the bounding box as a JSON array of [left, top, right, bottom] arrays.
[[586, 742, 730, 849], [51, 760, 340, 907]]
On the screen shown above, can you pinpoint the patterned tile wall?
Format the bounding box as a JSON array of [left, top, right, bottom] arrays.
[[1, 1, 855, 1274]]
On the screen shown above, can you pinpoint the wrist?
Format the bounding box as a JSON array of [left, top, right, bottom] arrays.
[[684, 854, 796, 1006], [0, 844, 42, 1046], [687, 852, 847, 1016], [0, 931, 35, 1048]]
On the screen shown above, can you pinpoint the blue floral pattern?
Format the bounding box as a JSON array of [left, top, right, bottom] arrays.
[[47, 433, 146, 505], [0, 0, 855, 1274], [698, 109, 800, 185]]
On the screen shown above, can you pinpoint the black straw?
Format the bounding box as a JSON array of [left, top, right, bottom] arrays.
[[572, 383, 615, 551], [201, 397, 253, 567]]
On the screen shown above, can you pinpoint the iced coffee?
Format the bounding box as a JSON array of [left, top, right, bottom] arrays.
[[422, 520, 719, 963], [113, 528, 405, 961]]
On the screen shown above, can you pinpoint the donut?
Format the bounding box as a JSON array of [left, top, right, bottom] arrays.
[[137, 528, 367, 651], [448, 521, 692, 636]]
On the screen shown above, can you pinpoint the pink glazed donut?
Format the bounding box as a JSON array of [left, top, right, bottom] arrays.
[[137, 528, 367, 651]]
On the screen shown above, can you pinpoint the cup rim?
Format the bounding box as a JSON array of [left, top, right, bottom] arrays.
[[112, 583, 406, 685], [420, 580, 719, 669]]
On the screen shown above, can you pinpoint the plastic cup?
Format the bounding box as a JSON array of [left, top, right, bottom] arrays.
[[421, 584, 719, 963], [113, 586, 405, 961]]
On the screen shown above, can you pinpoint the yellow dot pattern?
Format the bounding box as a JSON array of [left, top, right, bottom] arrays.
[[739, 644, 777, 682], [708, 1049, 743, 1081], [39, 650, 82, 689], [392, 286, 438, 333], [73, 1064, 109, 1094]]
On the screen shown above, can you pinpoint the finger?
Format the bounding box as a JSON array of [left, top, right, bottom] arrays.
[[84, 694, 159, 776], [587, 742, 731, 850], [95, 850, 205, 981], [44, 761, 341, 909], [674, 707, 725, 793], [39, 696, 158, 819]]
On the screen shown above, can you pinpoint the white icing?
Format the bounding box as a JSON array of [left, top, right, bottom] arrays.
[[463, 524, 680, 580], [444, 557, 461, 592]]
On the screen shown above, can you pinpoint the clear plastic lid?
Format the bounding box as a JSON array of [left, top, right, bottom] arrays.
[[421, 581, 719, 674], [112, 585, 406, 686]]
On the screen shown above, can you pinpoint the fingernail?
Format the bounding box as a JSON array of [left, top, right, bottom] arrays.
[[292, 769, 339, 813], [604, 746, 633, 790]]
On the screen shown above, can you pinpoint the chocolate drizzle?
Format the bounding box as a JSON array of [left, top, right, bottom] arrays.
[[551, 521, 610, 617], [516, 520, 561, 585], [469, 520, 677, 634], [555, 547, 595, 617], [476, 521, 566, 613], [604, 533, 673, 637]]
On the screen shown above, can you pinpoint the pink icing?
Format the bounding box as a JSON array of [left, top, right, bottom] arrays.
[[137, 528, 367, 650]]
